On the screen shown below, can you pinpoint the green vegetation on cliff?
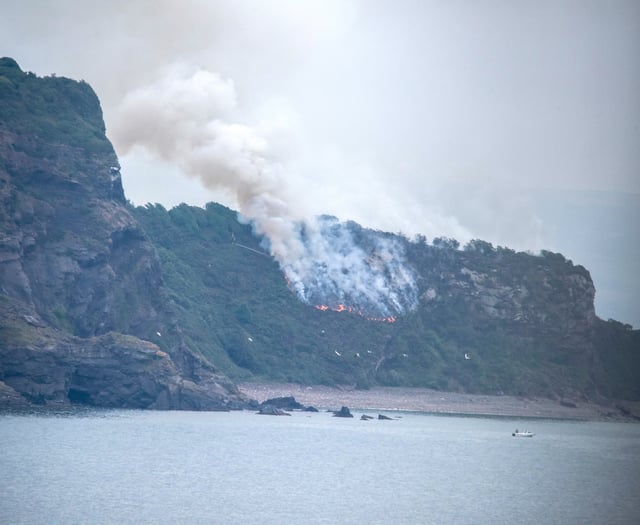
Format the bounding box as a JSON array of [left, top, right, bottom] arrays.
[[132, 202, 640, 400], [0, 57, 110, 153], [133, 203, 396, 386]]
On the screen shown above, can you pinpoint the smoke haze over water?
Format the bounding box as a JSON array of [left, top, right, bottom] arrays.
[[112, 66, 418, 316]]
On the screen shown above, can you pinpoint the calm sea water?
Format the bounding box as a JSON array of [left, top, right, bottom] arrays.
[[1, 408, 639, 525]]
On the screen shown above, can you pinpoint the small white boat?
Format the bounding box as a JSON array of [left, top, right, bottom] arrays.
[[512, 429, 534, 437]]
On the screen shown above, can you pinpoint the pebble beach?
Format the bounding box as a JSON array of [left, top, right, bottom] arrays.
[[239, 382, 640, 421]]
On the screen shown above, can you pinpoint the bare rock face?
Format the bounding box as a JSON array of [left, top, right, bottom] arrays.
[[0, 126, 163, 339], [0, 297, 247, 410], [0, 380, 29, 407], [0, 58, 249, 410], [415, 253, 597, 338]]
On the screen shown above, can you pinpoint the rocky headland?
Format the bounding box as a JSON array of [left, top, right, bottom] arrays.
[[1, 57, 638, 412]]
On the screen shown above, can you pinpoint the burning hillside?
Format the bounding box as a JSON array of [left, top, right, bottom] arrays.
[[112, 67, 418, 319], [277, 215, 418, 318], [314, 303, 397, 323]]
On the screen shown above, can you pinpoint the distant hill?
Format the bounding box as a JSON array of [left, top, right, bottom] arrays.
[[1, 57, 638, 409]]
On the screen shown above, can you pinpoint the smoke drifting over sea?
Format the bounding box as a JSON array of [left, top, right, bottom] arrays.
[[112, 65, 418, 317]]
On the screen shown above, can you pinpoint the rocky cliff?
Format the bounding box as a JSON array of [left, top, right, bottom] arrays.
[[0, 57, 249, 409], [0, 298, 245, 409]]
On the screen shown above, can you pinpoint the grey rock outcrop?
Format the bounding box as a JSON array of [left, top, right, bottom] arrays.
[[0, 298, 244, 409], [257, 404, 291, 416], [260, 396, 304, 410], [0, 380, 29, 408], [333, 406, 353, 418]]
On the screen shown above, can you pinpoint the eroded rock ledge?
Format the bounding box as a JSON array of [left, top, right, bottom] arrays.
[[0, 297, 250, 410]]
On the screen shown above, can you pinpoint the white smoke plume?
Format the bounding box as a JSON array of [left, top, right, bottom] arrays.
[[111, 65, 418, 317], [282, 216, 418, 317]]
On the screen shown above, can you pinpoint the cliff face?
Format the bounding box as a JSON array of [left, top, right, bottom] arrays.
[[0, 122, 165, 337], [408, 242, 599, 355], [0, 58, 249, 409], [0, 58, 154, 337], [0, 298, 242, 410], [399, 240, 605, 398]]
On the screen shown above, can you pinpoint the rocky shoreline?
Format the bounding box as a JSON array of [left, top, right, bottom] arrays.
[[239, 382, 640, 421]]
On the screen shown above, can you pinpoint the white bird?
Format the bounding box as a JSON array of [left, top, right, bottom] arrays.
[[156, 331, 161, 337], [464, 353, 471, 360], [334, 350, 342, 357]]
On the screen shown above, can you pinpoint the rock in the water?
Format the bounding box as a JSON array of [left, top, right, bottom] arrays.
[[257, 404, 291, 416], [378, 414, 394, 420], [333, 406, 353, 418], [260, 396, 303, 410], [303, 405, 319, 412], [360, 414, 374, 420]]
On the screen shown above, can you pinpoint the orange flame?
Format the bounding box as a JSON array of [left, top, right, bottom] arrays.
[[314, 304, 397, 323], [289, 275, 397, 323]]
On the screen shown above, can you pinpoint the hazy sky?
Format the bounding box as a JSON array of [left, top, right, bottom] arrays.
[[2, 0, 639, 326]]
